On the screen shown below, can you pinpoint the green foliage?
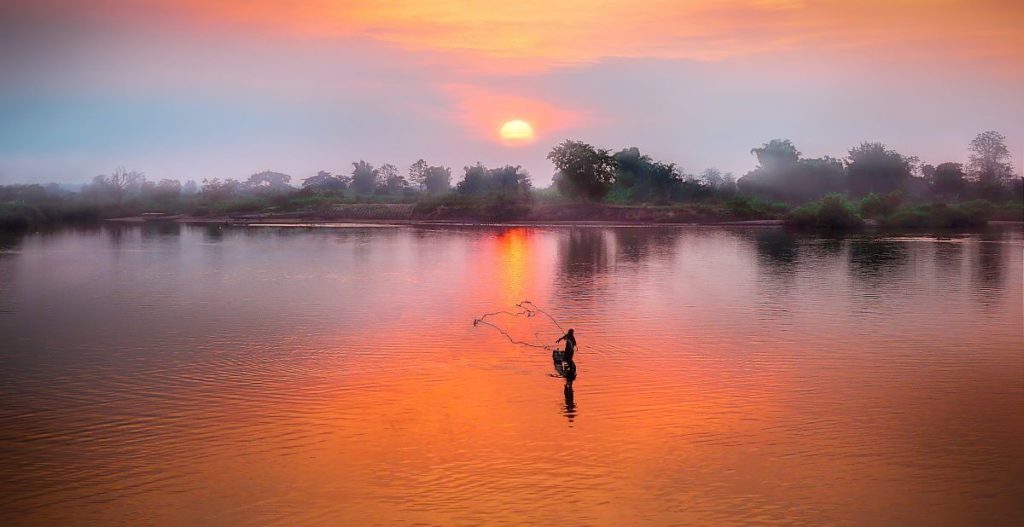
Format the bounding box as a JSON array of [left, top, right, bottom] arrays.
[[456, 163, 531, 196], [968, 131, 1015, 185], [879, 201, 994, 229], [858, 191, 903, 218], [725, 195, 788, 220], [785, 194, 863, 230], [846, 142, 916, 196], [993, 201, 1023, 221], [603, 186, 634, 204], [548, 140, 617, 201], [611, 147, 681, 202], [737, 140, 845, 203]]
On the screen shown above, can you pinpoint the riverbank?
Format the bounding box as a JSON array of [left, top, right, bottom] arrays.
[[106, 201, 791, 226]]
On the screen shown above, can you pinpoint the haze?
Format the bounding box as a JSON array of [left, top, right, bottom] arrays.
[[1, 0, 1023, 185]]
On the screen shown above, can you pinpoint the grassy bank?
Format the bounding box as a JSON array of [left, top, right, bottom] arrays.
[[2, 189, 1021, 231]]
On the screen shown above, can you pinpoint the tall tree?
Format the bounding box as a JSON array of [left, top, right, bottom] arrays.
[[423, 165, 452, 193], [750, 139, 800, 171], [968, 131, 1014, 184], [931, 162, 966, 199], [408, 159, 428, 191], [547, 140, 617, 201], [86, 167, 146, 203], [350, 160, 377, 195], [378, 163, 408, 194]]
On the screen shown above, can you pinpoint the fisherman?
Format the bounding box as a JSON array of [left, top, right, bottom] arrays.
[[555, 328, 577, 374]]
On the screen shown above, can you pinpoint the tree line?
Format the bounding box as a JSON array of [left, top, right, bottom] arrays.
[[549, 131, 1020, 204], [4, 132, 1019, 216]]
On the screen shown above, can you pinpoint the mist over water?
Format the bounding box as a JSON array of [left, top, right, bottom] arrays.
[[1, 224, 1022, 525]]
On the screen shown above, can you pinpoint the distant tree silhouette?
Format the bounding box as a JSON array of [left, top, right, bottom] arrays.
[[700, 168, 736, 194], [408, 159, 428, 191], [737, 140, 844, 202], [423, 165, 452, 193], [612, 147, 681, 201], [548, 140, 616, 201], [182, 180, 200, 195], [85, 167, 146, 203], [846, 142, 916, 196], [350, 160, 377, 195], [302, 170, 349, 192], [200, 178, 242, 201], [243, 171, 292, 194], [751, 139, 800, 171], [931, 162, 966, 200], [377, 163, 409, 194], [968, 131, 1015, 185], [456, 163, 531, 196], [147, 179, 182, 201]]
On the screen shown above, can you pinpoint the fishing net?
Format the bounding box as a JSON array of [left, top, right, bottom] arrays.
[[472, 300, 567, 351]]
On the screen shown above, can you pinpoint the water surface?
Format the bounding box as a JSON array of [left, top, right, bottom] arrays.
[[1, 224, 1022, 525]]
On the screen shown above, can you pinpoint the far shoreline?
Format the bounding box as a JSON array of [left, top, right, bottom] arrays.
[[104, 213, 1024, 230]]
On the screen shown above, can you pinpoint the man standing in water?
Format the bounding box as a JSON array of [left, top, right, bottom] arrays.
[[555, 328, 577, 376]]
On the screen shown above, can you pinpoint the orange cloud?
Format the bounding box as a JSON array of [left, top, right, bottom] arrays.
[[442, 84, 588, 144], [159, 0, 1023, 74]]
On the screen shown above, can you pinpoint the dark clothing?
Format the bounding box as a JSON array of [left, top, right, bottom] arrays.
[[556, 332, 576, 361]]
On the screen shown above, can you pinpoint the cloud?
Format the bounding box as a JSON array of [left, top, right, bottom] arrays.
[[154, 0, 1024, 75]]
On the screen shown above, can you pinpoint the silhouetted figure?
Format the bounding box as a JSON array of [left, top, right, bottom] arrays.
[[555, 328, 577, 377]]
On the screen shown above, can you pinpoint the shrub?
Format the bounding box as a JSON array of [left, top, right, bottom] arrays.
[[785, 194, 862, 229], [880, 201, 990, 229]]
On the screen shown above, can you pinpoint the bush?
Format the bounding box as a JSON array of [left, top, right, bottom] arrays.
[[858, 191, 903, 218], [785, 194, 862, 229], [880, 201, 990, 229], [858, 193, 886, 218], [992, 201, 1023, 221]]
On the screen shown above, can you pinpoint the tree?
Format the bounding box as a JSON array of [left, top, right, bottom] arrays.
[[456, 163, 531, 196], [148, 179, 182, 201], [84, 167, 146, 203], [845, 142, 916, 196], [611, 147, 682, 202], [302, 170, 349, 192], [423, 165, 452, 193], [968, 131, 1014, 185], [243, 171, 292, 194], [737, 140, 844, 202], [547, 140, 617, 201], [350, 160, 377, 195], [408, 159, 428, 191], [700, 168, 736, 194], [931, 162, 966, 199], [201, 178, 242, 202], [751, 139, 799, 171], [182, 180, 200, 195], [376, 163, 409, 194]]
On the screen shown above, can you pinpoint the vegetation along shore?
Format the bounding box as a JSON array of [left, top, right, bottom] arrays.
[[2, 132, 1021, 231]]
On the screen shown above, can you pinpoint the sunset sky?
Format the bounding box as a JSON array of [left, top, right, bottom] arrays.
[[1, 0, 1022, 185]]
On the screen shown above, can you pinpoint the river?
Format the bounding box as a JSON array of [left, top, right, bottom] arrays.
[[1, 224, 1021, 525]]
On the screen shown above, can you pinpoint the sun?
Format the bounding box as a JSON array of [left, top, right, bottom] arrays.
[[499, 119, 534, 142]]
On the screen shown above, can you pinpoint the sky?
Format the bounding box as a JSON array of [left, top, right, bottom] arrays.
[[1, 0, 1023, 186]]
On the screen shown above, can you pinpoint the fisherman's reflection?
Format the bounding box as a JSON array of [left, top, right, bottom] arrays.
[[563, 382, 577, 424]]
